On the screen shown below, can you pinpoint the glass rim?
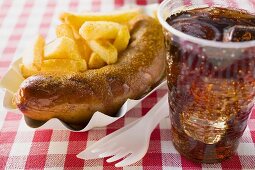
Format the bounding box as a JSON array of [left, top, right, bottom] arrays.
[[157, 0, 255, 48]]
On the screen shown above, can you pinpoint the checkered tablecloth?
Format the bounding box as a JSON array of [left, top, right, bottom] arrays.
[[1, 0, 255, 169]]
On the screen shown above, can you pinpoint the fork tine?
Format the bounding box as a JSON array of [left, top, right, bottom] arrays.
[[99, 147, 122, 158], [106, 150, 130, 163], [115, 152, 145, 167], [97, 142, 119, 157]]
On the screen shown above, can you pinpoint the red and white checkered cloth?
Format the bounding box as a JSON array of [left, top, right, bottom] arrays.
[[1, 0, 255, 169]]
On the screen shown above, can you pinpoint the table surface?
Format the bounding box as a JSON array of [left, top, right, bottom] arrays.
[[1, 0, 255, 169]]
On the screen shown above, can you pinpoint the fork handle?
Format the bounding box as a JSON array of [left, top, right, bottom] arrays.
[[138, 94, 169, 134]]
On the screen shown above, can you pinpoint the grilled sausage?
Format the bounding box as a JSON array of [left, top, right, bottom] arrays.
[[14, 15, 166, 126]]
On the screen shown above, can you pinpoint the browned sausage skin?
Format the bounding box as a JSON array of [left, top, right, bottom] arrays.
[[14, 15, 166, 126]]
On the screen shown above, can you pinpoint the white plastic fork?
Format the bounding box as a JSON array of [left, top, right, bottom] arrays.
[[77, 94, 169, 167]]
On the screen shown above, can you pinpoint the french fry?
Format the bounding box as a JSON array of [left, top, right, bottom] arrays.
[[79, 21, 121, 40], [41, 59, 87, 72], [22, 35, 45, 71], [76, 39, 92, 63], [88, 40, 117, 64], [44, 37, 81, 60], [20, 64, 39, 78], [60, 9, 140, 30], [88, 52, 106, 69], [71, 26, 81, 39], [56, 24, 92, 62], [56, 24, 75, 39], [57, 15, 80, 39], [113, 25, 130, 52]]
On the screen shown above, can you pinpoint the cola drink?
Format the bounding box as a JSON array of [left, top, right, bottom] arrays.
[[165, 7, 255, 163]]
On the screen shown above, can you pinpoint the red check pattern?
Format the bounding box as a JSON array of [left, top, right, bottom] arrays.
[[0, 0, 255, 169]]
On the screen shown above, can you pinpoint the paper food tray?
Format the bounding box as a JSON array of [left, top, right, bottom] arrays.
[[0, 4, 166, 131]]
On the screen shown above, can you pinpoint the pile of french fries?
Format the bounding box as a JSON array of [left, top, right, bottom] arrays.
[[21, 9, 140, 78]]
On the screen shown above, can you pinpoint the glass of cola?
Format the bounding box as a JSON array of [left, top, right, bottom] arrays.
[[158, 0, 255, 163]]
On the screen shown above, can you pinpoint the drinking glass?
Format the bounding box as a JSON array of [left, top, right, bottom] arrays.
[[158, 0, 255, 163]]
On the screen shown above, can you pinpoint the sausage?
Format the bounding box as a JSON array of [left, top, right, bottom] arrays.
[[14, 15, 166, 126]]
